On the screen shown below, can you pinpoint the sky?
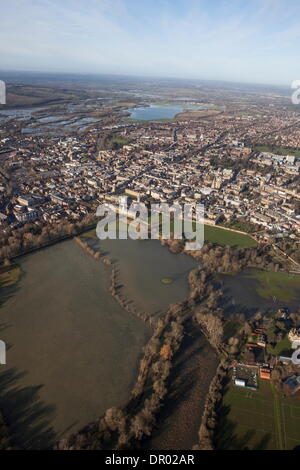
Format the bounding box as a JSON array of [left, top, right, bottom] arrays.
[[0, 0, 300, 85]]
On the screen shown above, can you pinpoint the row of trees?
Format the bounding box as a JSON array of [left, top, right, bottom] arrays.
[[163, 236, 283, 273], [189, 243, 281, 273], [185, 261, 230, 450], [275, 239, 300, 264], [55, 302, 188, 450], [0, 214, 96, 262], [193, 360, 229, 450]]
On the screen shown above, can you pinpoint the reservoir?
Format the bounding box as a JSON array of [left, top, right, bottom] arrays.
[[127, 103, 202, 121]]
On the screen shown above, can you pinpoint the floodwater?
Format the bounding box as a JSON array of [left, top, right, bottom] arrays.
[[0, 238, 196, 448], [92, 237, 198, 316], [21, 116, 100, 134], [0, 107, 45, 122], [0, 241, 149, 448], [220, 271, 300, 317]]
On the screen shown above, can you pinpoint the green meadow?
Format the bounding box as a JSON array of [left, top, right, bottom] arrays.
[[204, 225, 257, 248]]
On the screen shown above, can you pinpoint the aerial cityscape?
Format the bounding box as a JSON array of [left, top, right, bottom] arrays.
[[0, 0, 300, 457]]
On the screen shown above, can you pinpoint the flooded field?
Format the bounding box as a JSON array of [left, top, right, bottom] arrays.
[[0, 241, 150, 448], [21, 114, 101, 134], [0, 107, 46, 121], [0, 96, 107, 134], [0, 237, 197, 448], [220, 271, 300, 317], [90, 237, 198, 316]]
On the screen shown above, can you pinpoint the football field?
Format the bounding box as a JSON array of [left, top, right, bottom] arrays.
[[217, 380, 300, 450]]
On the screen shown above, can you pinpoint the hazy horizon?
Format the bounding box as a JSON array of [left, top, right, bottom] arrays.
[[0, 68, 292, 91], [1, 0, 300, 87]]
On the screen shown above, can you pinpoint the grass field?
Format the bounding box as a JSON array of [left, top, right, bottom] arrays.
[[168, 220, 257, 247], [204, 225, 257, 248], [267, 336, 292, 356], [248, 270, 300, 302], [254, 145, 300, 158], [110, 136, 129, 145], [282, 395, 300, 450], [216, 380, 300, 450]]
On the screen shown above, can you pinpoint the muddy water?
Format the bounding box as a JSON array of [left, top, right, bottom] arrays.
[[0, 241, 149, 448], [95, 238, 198, 317], [0, 238, 197, 449], [220, 271, 300, 317]]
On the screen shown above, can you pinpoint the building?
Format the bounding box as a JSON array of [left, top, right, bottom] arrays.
[[288, 328, 300, 349], [50, 193, 65, 205], [283, 375, 300, 395], [0, 213, 7, 223], [235, 379, 246, 388], [17, 195, 36, 207], [279, 355, 293, 365], [260, 367, 271, 380], [125, 189, 146, 201]]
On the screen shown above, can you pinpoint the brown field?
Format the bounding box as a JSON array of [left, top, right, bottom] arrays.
[[1, 85, 83, 108], [176, 109, 222, 120]]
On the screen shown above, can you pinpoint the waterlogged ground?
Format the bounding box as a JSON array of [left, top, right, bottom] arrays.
[[88, 237, 198, 317], [0, 241, 150, 449], [0, 237, 197, 449], [220, 270, 300, 316]]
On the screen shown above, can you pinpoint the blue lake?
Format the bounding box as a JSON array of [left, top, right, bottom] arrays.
[[127, 104, 202, 121]]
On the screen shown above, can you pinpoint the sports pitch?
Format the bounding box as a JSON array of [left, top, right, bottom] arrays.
[[216, 380, 300, 450]]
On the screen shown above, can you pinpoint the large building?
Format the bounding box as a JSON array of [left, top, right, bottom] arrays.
[[288, 328, 300, 349], [260, 367, 271, 380], [284, 375, 300, 395]]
